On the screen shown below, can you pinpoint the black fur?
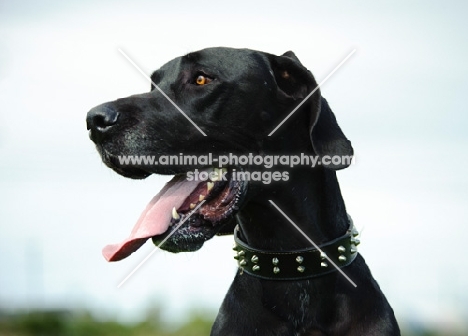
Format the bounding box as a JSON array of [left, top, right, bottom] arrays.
[[87, 47, 400, 335]]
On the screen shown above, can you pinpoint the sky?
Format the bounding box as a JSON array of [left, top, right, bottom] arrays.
[[1, 0, 468, 331]]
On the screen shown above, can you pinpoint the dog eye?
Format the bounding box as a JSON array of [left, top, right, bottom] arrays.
[[195, 74, 212, 86]]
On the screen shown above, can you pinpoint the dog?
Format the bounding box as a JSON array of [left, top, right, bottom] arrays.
[[87, 47, 400, 335]]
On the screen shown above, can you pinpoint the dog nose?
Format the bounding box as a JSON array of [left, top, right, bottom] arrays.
[[87, 105, 119, 131], [86, 105, 119, 142]]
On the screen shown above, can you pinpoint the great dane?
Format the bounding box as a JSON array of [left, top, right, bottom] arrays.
[[87, 47, 400, 335]]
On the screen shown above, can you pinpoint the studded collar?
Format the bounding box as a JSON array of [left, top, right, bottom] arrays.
[[233, 219, 360, 281]]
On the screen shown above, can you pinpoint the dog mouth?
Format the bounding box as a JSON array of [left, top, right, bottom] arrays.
[[102, 168, 247, 261]]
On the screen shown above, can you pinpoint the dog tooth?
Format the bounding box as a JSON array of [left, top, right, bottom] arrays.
[[207, 182, 214, 192], [199, 194, 205, 202], [190, 203, 196, 210], [171, 207, 180, 220], [212, 168, 221, 181]]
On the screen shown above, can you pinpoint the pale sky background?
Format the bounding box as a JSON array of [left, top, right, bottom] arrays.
[[1, 0, 467, 332]]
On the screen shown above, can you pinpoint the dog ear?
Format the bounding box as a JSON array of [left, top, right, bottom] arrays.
[[311, 97, 353, 170], [270, 51, 316, 101], [270, 51, 353, 170]]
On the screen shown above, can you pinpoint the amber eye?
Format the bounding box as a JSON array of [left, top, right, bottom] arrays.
[[196, 75, 206, 85], [195, 74, 212, 86]]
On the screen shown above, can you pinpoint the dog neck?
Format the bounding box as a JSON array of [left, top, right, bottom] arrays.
[[236, 166, 349, 250]]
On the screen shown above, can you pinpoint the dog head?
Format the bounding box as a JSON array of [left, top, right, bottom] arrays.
[[86, 47, 352, 261]]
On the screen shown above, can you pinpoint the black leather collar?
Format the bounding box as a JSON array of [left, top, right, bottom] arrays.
[[233, 220, 360, 281]]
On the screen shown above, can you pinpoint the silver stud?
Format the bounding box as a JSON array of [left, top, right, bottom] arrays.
[[297, 266, 305, 273], [350, 247, 357, 254], [251, 255, 259, 263], [272, 258, 279, 265], [339, 255, 347, 262], [321, 262, 328, 268], [296, 256, 304, 264], [252, 265, 260, 271], [320, 251, 327, 259], [351, 238, 360, 246], [338, 246, 346, 253], [352, 229, 359, 237], [232, 243, 238, 251], [233, 255, 240, 260], [239, 259, 247, 266], [273, 267, 280, 274], [238, 250, 245, 256]]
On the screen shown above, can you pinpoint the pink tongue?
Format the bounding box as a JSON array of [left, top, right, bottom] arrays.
[[102, 175, 200, 262]]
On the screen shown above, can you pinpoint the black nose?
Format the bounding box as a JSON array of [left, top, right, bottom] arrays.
[[86, 105, 119, 142], [87, 105, 119, 131]]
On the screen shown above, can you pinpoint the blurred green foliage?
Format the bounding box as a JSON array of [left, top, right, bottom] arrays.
[[0, 309, 213, 336], [0, 308, 465, 335]]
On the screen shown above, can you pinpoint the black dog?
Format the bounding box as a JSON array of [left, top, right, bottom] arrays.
[[87, 47, 400, 335]]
